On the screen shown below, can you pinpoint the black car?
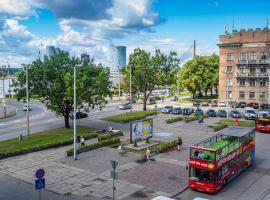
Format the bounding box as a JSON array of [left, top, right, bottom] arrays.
[[207, 109, 217, 117], [230, 110, 241, 118], [201, 101, 209, 106], [193, 102, 200, 107], [218, 110, 227, 118], [260, 103, 270, 110], [70, 112, 88, 119], [236, 101, 247, 108], [172, 107, 182, 115], [195, 108, 204, 116], [183, 108, 192, 116]]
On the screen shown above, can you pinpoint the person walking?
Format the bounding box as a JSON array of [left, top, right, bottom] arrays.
[[177, 136, 183, 151], [146, 148, 151, 162]]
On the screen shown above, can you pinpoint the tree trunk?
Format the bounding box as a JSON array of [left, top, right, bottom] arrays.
[[64, 115, 70, 128], [210, 86, 213, 97], [192, 92, 195, 99], [143, 90, 147, 111]]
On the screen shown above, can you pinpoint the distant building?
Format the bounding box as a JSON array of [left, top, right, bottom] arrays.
[[110, 45, 126, 71], [218, 27, 270, 104], [45, 46, 56, 58], [55, 48, 61, 54], [81, 53, 90, 63]]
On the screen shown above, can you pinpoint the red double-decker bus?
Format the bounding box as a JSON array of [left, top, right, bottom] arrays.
[[255, 111, 270, 132], [188, 126, 255, 193]]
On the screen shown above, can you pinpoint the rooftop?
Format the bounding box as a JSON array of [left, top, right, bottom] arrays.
[[217, 126, 254, 138]]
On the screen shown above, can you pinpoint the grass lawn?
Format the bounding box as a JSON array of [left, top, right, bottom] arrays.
[[0, 126, 97, 159], [102, 110, 157, 123], [209, 119, 255, 131]]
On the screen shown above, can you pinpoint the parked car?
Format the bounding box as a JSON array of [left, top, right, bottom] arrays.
[[247, 102, 259, 109], [218, 110, 227, 118], [195, 108, 204, 116], [210, 100, 218, 107], [23, 105, 31, 111], [193, 101, 200, 107], [70, 111, 88, 119], [161, 106, 173, 114], [183, 107, 193, 116], [172, 107, 182, 115], [147, 97, 156, 105], [230, 110, 242, 118], [236, 101, 247, 108], [244, 107, 256, 120], [118, 102, 132, 110], [258, 111, 270, 118], [207, 109, 217, 117], [260, 103, 270, 110], [218, 101, 226, 107], [201, 101, 209, 106]]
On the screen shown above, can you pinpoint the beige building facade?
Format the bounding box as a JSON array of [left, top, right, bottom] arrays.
[[218, 28, 270, 104]]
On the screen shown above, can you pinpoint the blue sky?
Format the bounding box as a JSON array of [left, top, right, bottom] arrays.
[[0, 0, 270, 67]]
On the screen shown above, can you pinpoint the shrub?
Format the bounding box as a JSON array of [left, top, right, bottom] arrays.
[[210, 124, 228, 131], [184, 114, 208, 123], [155, 140, 178, 153], [66, 137, 120, 157], [97, 131, 123, 142], [166, 117, 183, 124]]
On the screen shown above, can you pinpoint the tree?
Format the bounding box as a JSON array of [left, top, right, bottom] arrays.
[[122, 48, 180, 111], [178, 54, 219, 98], [13, 52, 112, 128]]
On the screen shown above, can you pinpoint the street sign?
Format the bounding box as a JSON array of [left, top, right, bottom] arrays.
[[111, 160, 118, 170], [35, 178, 45, 190], [111, 170, 118, 180], [35, 169, 45, 179]]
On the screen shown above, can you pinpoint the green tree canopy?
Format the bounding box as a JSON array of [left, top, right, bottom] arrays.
[[13, 52, 112, 128], [122, 48, 180, 111], [178, 54, 219, 98]]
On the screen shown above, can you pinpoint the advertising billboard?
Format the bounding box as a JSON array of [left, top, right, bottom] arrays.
[[131, 119, 153, 142]]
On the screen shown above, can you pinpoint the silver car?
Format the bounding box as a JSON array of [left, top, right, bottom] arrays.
[[118, 102, 132, 110]]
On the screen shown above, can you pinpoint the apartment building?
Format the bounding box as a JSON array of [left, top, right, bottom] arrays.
[[218, 28, 270, 104]]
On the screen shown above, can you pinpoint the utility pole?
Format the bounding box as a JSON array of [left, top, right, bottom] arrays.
[[7, 63, 10, 98], [2, 65, 6, 118], [226, 74, 229, 119], [130, 64, 132, 111], [177, 72, 180, 98], [193, 40, 196, 58], [268, 74, 270, 104], [22, 64, 30, 136], [73, 64, 77, 161]]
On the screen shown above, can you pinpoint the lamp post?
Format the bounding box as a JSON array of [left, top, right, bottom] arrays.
[[22, 64, 30, 136], [226, 73, 229, 119], [130, 64, 132, 111], [7, 63, 11, 98], [2, 65, 6, 118], [268, 74, 270, 104]]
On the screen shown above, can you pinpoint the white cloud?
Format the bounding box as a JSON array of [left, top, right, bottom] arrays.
[[0, 0, 35, 18]]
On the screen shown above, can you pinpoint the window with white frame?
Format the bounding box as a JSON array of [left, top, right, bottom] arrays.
[[249, 92, 255, 99], [250, 52, 257, 60], [227, 53, 234, 61], [240, 53, 246, 60], [239, 91, 245, 99], [259, 92, 266, 99]]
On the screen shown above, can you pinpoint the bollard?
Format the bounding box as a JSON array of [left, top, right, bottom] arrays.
[[19, 134, 23, 141]]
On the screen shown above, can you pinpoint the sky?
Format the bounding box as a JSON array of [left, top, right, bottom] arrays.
[[0, 0, 270, 68]]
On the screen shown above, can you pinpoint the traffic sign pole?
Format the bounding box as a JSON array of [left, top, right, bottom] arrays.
[[111, 160, 118, 200]]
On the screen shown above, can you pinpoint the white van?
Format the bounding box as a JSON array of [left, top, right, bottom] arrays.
[[244, 107, 256, 120]]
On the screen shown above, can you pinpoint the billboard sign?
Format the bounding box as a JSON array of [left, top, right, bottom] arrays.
[[131, 118, 153, 142]]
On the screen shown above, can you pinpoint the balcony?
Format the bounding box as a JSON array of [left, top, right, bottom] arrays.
[[236, 59, 270, 65]]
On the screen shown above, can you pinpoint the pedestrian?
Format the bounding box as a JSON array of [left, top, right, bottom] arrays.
[[146, 148, 151, 162], [177, 136, 182, 151]]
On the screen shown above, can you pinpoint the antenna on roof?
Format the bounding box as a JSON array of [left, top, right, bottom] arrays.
[[224, 25, 228, 35], [266, 18, 269, 28]]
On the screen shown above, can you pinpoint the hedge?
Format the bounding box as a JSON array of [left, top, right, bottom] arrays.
[[97, 131, 123, 142], [155, 140, 178, 153], [0, 132, 98, 160], [184, 114, 209, 123], [166, 117, 183, 124], [66, 137, 120, 157]]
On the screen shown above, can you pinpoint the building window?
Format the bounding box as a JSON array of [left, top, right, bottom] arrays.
[[250, 66, 256, 76], [239, 66, 246, 74], [227, 53, 234, 61], [240, 53, 246, 60], [261, 52, 267, 60], [250, 52, 257, 60], [227, 79, 233, 86], [259, 79, 266, 87], [226, 66, 233, 73], [249, 92, 255, 99], [239, 91, 245, 99], [239, 79, 245, 86], [226, 91, 232, 99], [260, 66, 267, 73], [259, 92, 266, 99], [249, 79, 256, 87]]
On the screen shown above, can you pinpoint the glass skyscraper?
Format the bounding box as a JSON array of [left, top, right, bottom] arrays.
[[110, 45, 126, 71]]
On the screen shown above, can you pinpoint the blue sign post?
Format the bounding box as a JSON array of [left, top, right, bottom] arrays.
[[35, 169, 45, 200]]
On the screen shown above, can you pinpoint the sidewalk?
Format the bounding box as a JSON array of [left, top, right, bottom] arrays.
[[0, 104, 16, 119]]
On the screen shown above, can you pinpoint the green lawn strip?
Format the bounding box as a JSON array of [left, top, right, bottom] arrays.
[[102, 110, 158, 123], [97, 131, 123, 142], [66, 137, 120, 157], [184, 114, 209, 123], [209, 120, 255, 131], [166, 117, 183, 124], [0, 126, 97, 159]]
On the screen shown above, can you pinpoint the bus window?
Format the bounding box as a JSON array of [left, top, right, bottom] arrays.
[[191, 148, 216, 161], [190, 167, 216, 183]]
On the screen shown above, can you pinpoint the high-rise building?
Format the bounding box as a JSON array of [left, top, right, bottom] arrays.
[[55, 48, 61, 54], [218, 28, 270, 104], [110, 45, 126, 71], [81, 53, 90, 63], [45, 46, 56, 58]]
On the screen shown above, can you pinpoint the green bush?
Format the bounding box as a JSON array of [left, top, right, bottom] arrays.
[[210, 124, 228, 131], [102, 111, 157, 123], [66, 137, 120, 157], [166, 117, 183, 124], [184, 114, 208, 123], [97, 131, 123, 142], [155, 140, 178, 153]]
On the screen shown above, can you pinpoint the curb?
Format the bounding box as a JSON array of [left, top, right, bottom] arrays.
[[170, 186, 189, 198]]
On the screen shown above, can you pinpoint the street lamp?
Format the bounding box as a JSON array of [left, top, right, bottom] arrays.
[[22, 64, 30, 137], [130, 64, 132, 111], [7, 63, 11, 98], [1, 65, 6, 118], [225, 72, 229, 119]]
